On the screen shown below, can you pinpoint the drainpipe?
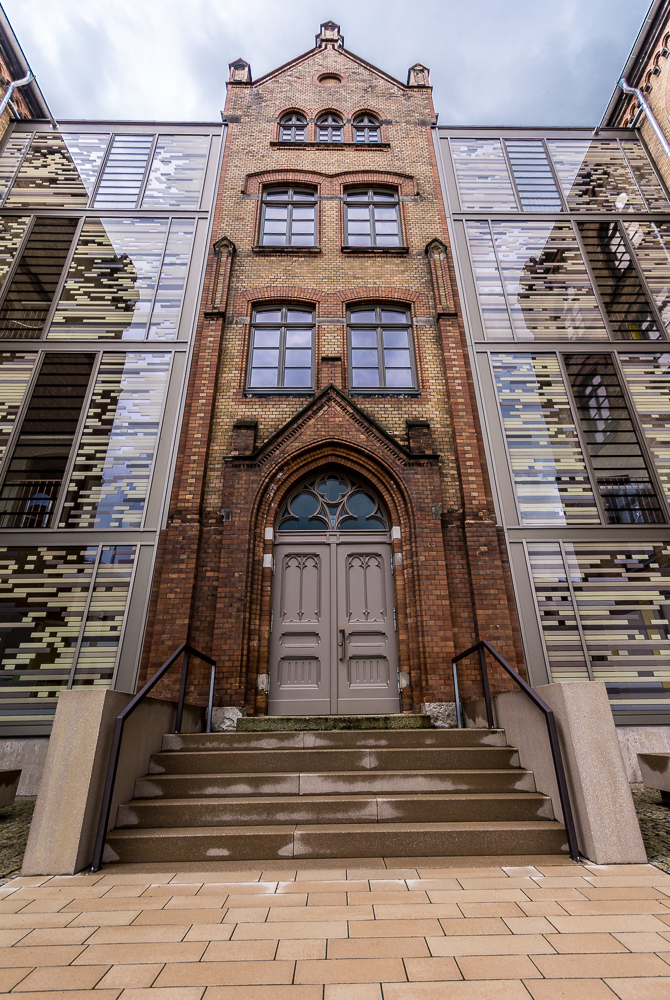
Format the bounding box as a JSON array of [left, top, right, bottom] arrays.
[[618, 77, 670, 160], [0, 71, 35, 119]]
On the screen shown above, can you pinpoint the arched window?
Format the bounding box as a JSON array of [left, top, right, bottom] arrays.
[[277, 473, 389, 531], [353, 113, 381, 144], [279, 113, 307, 142], [317, 113, 343, 143]]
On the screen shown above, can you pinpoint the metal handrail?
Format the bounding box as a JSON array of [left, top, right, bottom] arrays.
[[90, 642, 216, 872], [452, 639, 580, 863]]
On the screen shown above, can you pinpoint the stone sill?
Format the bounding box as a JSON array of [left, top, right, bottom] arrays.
[[270, 141, 391, 150], [252, 245, 321, 255], [341, 246, 409, 255]]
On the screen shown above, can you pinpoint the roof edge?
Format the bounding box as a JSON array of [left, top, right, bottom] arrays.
[[601, 0, 670, 126]]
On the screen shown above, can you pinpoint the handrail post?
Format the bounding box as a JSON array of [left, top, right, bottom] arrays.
[[175, 647, 190, 734], [479, 644, 494, 729], [206, 663, 216, 734], [451, 659, 462, 728]]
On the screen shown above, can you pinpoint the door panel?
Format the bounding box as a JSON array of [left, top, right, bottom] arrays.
[[268, 544, 331, 714], [268, 533, 399, 716], [337, 541, 399, 714]]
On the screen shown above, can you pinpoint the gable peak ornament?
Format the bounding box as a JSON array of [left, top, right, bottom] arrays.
[[407, 63, 430, 87], [316, 21, 344, 49]]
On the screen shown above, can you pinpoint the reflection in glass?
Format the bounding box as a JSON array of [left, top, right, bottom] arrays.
[[94, 134, 153, 209], [620, 353, 670, 508], [505, 140, 562, 211], [142, 134, 210, 208], [492, 353, 599, 525], [248, 306, 313, 390], [0, 352, 38, 464], [547, 140, 646, 212], [5, 133, 90, 207], [624, 220, 670, 335], [349, 307, 414, 389], [450, 139, 518, 211], [0, 136, 30, 203]]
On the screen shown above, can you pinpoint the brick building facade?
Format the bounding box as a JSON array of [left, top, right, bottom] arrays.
[[139, 22, 524, 716]]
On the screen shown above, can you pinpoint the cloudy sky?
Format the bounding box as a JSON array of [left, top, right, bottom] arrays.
[[2, 0, 652, 126]]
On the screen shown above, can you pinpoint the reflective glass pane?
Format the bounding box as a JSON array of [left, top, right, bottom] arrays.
[[255, 309, 282, 322], [620, 353, 670, 508], [492, 353, 600, 525], [286, 309, 312, 322], [254, 329, 280, 347], [292, 189, 314, 201], [621, 140, 669, 211], [147, 218, 196, 341], [624, 220, 670, 335], [505, 139, 563, 211], [352, 368, 380, 387], [94, 134, 153, 209], [385, 368, 413, 387], [350, 310, 376, 323], [60, 352, 171, 529], [0, 216, 30, 287], [372, 191, 397, 202], [285, 348, 311, 366], [465, 221, 514, 340], [73, 546, 135, 690], [142, 134, 210, 209], [6, 133, 90, 207], [253, 348, 279, 366], [384, 349, 411, 367], [381, 310, 407, 324], [346, 191, 368, 201], [250, 367, 278, 387], [62, 133, 110, 197], [264, 189, 289, 200], [547, 140, 645, 212], [383, 330, 409, 347], [451, 138, 518, 211], [527, 542, 591, 683], [48, 218, 170, 341], [0, 135, 30, 203], [0, 352, 38, 464], [352, 349, 379, 366], [283, 368, 311, 387], [351, 329, 376, 347]]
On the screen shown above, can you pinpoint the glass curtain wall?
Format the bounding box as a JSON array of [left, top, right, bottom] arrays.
[[440, 127, 670, 722], [0, 123, 221, 734]]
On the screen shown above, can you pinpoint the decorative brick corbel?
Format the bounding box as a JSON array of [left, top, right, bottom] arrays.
[[205, 236, 236, 317], [426, 238, 457, 317]]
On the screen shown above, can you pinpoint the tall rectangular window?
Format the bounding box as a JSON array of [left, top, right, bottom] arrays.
[[247, 306, 314, 391], [260, 188, 317, 247], [344, 189, 401, 247], [0, 218, 79, 340], [348, 306, 416, 390], [0, 353, 95, 527], [565, 353, 665, 523]]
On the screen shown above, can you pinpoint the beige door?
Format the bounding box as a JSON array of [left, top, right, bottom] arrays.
[[268, 533, 399, 716]]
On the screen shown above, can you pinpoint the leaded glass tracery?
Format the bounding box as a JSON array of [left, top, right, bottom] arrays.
[[278, 474, 389, 531]]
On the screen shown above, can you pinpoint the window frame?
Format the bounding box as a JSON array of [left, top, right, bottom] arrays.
[[316, 113, 344, 143], [279, 113, 308, 143], [259, 186, 318, 248], [353, 114, 381, 144], [246, 304, 316, 394], [343, 186, 403, 248], [347, 304, 418, 394]]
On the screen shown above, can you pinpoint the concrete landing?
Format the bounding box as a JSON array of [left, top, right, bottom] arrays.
[[236, 714, 433, 732]]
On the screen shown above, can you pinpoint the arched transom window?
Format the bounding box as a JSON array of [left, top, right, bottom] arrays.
[[278, 473, 389, 531], [353, 114, 381, 144], [317, 113, 343, 143], [280, 113, 307, 142]]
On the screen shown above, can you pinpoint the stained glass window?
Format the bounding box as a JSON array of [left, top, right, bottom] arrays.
[[142, 134, 210, 209], [60, 352, 171, 529], [491, 353, 599, 525], [450, 139, 518, 211], [47, 217, 193, 341], [529, 542, 670, 715], [0, 544, 136, 725]]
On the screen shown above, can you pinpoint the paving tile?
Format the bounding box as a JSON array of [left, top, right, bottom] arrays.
[[518, 902, 571, 917], [612, 932, 670, 952], [546, 915, 670, 933], [381, 981, 533, 999], [532, 953, 670, 978], [584, 866, 657, 876], [12, 964, 110, 991], [260, 871, 299, 882], [583, 877, 670, 889], [172, 872, 262, 884], [141, 884, 201, 897], [0, 968, 33, 991], [374, 903, 461, 920], [74, 942, 206, 965], [87, 924, 190, 943], [95, 873, 174, 886], [232, 920, 348, 940], [132, 908, 224, 925], [456, 954, 542, 979], [0, 912, 88, 928], [268, 904, 373, 921], [521, 888, 590, 901], [438, 917, 510, 935], [4, 992, 121, 1000], [95, 964, 164, 988], [559, 901, 670, 916], [222, 906, 270, 923], [9, 886, 109, 899], [346, 869, 417, 880], [62, 896, 166, 912], [524, 980, 619, 999], [69, 910, 141, 926], [406, 879, 462, 891], [369, 881, 413, 891], [276, 939, 326, 960], [277, 880, 365, 894], [197, 882, 277, 895], [348, 919, 443, 938], [116, 991, 204, 1000], [425, 890, 529, 903], [3, 876, 50, 887], [427, 933, 556, 956], [294, 957, 407, 984], [295, 869, 347, 881], [348, 891, 428, 905], [308, 892, 347, 906], [456, 877, 538, 890], [458, 902, 526, 917], [10, 898, 75, 913], [604, 979, 670, 998], [529, 878, 592, 889], [183, 925, 235, 942], [164, 895, 227, 909], [17, 926, 98, 946], [417, 868, 515, 879], [546, 932, 629, 953], [0, 927, 29, 945], [327, 936, 430, 958], [202, 988, 321, 1000], [579, 888, 669, 901], [402, 956, 462, 981], [502, 916, 557, 934], [155, 959, 296, 986], [202, 940, 277, 961], [324, 986, 382, 1000], [227, 893, 307, 908], [0, 944, 85, 967]]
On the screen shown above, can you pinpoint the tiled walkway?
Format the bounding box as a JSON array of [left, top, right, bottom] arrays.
[[1, 856, 670, 998]]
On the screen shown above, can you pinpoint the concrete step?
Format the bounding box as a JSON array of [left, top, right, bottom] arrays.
[[237, 714, 433, 732], [116, 791, 555, 829], [134, 767, 537, 799], [103, 820, 569, 864], [162, 729, 508, 752], [147, 746, 520, 775]]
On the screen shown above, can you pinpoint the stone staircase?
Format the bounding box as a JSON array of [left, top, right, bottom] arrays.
[[103, 726, 569, 863]]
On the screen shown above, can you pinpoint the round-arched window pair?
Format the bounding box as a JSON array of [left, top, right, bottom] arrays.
[[277, 473, 389, 531], [279, 112, 381, 144]]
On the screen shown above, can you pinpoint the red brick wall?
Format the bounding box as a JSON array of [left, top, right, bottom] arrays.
[[139, 35, 525, 710]]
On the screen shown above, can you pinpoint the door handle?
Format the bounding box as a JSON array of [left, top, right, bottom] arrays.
[[338, 628, 346, 660]]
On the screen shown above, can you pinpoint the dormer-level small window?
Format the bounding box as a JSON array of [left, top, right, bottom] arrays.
[[353, 114, 381, 144], [280, 113, 307, 142], [317, 113, 343, 143]]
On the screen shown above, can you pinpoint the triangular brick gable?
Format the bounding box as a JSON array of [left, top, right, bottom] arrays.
[[250, 43, 409, 92]]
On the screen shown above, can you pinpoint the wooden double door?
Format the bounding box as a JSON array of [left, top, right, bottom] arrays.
[[268, 532, 400, 715]]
